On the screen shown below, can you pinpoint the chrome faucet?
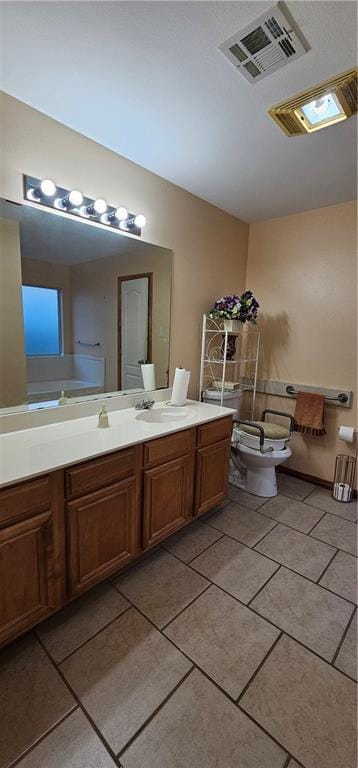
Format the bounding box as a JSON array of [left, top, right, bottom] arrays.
[[134, 399, 155, 410]]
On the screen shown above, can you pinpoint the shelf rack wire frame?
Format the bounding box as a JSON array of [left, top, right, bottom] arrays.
[[199, 314, 260, 420]]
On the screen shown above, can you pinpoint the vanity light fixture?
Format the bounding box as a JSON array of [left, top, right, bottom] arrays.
[[54, 189, 84, 210], [23, 175, 146, 236], [27, 178, 57, 201], [268, 67, 357, 136]]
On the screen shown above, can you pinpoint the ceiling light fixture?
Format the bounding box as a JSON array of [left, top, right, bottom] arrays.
[[23, 175, 146, 237], [268, 68, 357, 136]]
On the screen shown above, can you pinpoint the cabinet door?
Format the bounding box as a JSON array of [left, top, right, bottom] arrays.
[[66, 477, 138, 596], [0, 511, 62, 646], [143, 455, 194, 549], [195, 440, 231, 516]]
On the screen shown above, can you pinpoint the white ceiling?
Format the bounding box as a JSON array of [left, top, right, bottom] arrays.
[[0, 1, 356, 221]]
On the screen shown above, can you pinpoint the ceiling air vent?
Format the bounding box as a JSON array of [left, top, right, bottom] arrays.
[[219, 2, 309, 84]]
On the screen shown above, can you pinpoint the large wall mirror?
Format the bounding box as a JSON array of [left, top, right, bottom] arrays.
[[0, 199, 172, 410]]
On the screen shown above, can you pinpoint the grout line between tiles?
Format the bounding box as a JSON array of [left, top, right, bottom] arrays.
[[159, 584, 212, 631], [316, 547, 339, 584], [116, 666, 194, 759], [246, 563, 282, 607], [53, 603, 133, 665], [236, 631, 283, 704], [331, 605, 357, 668], [162, 531, 226, 567], [34, 633, 121, 767], [8, 706, 79, 768]]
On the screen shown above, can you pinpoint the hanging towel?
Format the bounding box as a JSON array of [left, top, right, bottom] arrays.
[[293, 392, 326, 436]]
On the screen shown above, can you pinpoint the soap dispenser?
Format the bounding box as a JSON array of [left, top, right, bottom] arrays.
[[98, 405, 109, 428]]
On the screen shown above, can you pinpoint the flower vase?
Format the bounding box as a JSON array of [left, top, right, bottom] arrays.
[[223, 319, 242, 333], [221, 333, 237, 361]]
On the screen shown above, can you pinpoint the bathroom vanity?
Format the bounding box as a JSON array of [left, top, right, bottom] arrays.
[[0, 403, 233, 647]]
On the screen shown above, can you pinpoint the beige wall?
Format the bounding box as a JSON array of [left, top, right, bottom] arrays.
[[0, 219, 27, 405], [0, 92, 249, 396], [71, 244, 171, 391], [247, 201, 357, 482], [21, 257, 73, 353]]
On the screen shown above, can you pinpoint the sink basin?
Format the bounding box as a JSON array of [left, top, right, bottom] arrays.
[[135, 406, 193, 423]]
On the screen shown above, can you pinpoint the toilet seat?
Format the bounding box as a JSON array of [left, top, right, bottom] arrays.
[[234, 427, 290, 452], [236, 441, 292, 461]]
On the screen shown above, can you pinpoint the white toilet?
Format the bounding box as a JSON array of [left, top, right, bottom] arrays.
[[230, 410, 294, 497]]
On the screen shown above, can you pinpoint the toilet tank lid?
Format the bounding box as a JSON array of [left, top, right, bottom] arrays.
[[238, 421, 290, 439]]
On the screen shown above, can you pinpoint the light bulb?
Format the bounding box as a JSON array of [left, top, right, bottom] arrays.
[[134, 214, 146, 228], [115, 206, 128, 220], [93, 198, 107, 214], [68, 190, 83, 207], [312, 96, 330, 115], [40, 179, 56, 197], [27, 178, 57, 201], [54, 189, 83, 209]]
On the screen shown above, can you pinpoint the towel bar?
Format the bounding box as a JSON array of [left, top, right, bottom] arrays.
[[286, 385, 348, 404], [76, 341, 101, 347]]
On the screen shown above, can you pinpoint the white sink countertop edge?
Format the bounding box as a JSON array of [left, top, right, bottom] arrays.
[[0, 401, 235, 488]]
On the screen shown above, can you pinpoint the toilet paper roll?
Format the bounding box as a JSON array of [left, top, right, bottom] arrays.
[[171, 367, 190, 406], [141, 363, 156, 392], [338, 425, 355, 443]]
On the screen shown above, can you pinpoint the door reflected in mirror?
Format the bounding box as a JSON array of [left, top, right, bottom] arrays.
[[0, 199, 172, 411]]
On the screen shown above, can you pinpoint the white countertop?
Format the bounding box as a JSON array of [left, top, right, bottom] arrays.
[[0, 401, 234, 488]]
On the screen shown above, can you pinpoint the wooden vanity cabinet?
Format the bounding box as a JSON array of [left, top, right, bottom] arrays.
[[0, 472, 65, 647], [0, 415, 232, 647]]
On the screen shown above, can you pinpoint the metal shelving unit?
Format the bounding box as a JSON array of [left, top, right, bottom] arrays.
[[199, 314, 260, 420]]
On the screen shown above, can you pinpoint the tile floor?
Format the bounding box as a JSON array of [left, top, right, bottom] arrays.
[[0, 477, 357, 768]]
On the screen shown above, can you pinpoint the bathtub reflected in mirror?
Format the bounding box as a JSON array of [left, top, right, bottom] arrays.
[[0, 199, 172, 411]]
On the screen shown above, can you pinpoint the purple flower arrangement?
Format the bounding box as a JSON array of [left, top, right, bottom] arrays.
[[209, 290, 259, 324]]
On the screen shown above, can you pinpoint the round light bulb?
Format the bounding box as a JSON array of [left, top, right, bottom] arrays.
[[312, 96, 329, 116], [115, 206, 128, 220], [69, 190, 83, 207], [40, 179, 56, 197], [93, 198, 107, 214], [134, 214, 146, 228], [100, 213, 110, 224]]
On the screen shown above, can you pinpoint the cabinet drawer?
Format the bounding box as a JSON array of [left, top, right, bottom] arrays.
[[197, 416, 232, 448], [65, 448, 136, 498], [143, 428, 195, 468], [0, 476, 51, 528]]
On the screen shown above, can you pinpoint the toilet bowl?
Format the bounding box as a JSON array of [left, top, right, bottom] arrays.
[[231, 416, 293, 497]]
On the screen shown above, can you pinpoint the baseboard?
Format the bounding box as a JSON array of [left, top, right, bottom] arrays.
[[277, 465, 332, 489], [278, 466, 357, 499]]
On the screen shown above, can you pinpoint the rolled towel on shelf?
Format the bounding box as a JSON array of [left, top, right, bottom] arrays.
[[293, 392, 326, 437]]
